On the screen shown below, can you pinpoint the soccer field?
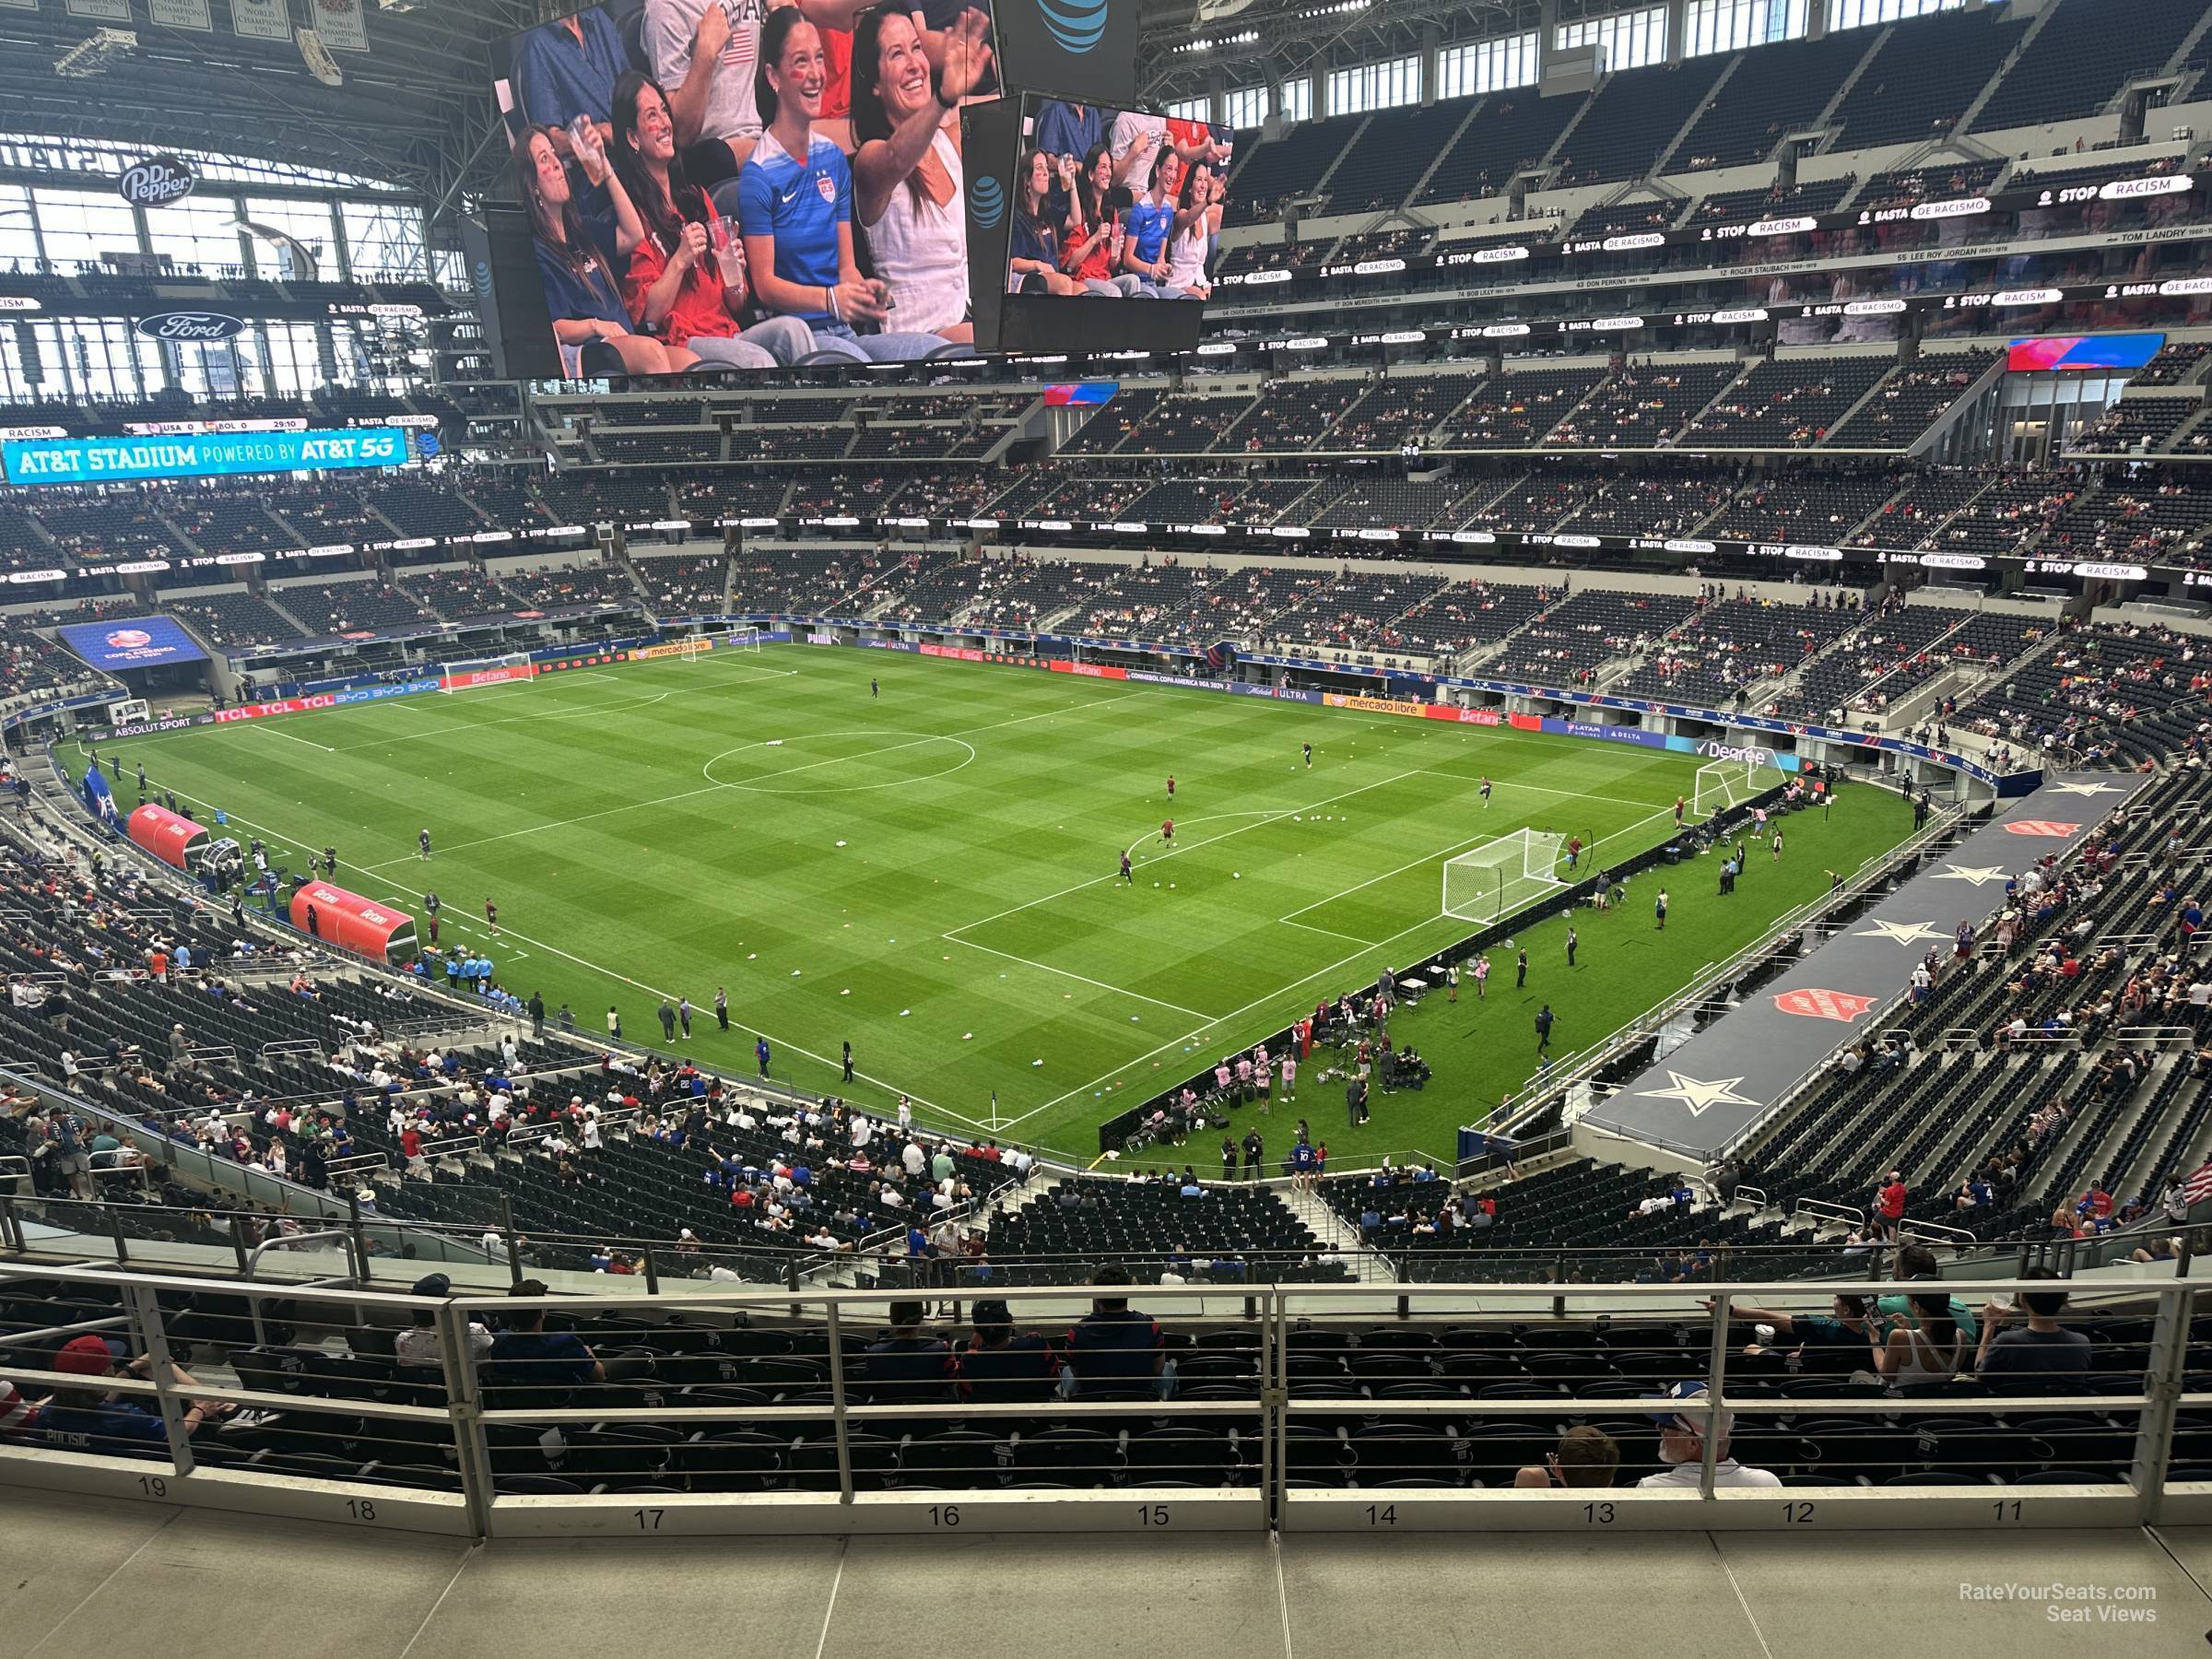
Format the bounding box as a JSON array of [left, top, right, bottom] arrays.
[[96, 645, 1913, 1165]]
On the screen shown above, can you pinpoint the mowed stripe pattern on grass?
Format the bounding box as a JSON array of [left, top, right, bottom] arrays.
[[102, 648, 1912, 1160]]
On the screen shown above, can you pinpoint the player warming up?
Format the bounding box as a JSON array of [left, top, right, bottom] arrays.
[[1119, 850, 1134, 884], [418, 828, 432, 860], [485, 898, 500, 937], [1301, 742, 1312, 770], [1166, 774, 1175, 799], [1160, 818, 1174, 844], [1479, 777, 1492, 808]]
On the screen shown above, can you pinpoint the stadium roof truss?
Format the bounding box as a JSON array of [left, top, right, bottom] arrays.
[[0, 0, 1545, 218]]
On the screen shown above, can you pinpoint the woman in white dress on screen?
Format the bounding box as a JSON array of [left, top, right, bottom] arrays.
[[1161, 159, 1221, 300], [850, 2, 993, 343]]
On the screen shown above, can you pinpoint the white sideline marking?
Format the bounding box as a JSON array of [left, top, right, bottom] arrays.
[[336, 691, 672, 750], [941, 934, 1213, 1020], [1277, 916, 1376, 946], [245, 722, 335, 755]]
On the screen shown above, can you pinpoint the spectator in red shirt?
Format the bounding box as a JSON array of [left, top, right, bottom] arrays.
[[1875, 1171, 1907, 1238], [609, 73, 812, 367]]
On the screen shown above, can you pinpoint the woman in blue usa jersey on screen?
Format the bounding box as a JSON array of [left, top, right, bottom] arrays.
[[727, 6, 948, 362]]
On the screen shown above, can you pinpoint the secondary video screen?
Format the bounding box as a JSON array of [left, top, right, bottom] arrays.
[[1009, 97, 1236, 302], [493, 1, 1004, 375]]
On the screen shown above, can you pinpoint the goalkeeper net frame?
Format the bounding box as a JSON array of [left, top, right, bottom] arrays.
[[1441, 828, 1568, 924], [1691, 758, 1762, 818], [438, 652, 536, 693]]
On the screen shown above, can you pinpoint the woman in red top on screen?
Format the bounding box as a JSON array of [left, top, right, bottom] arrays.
[[609, 71, 816, 368], [516, 126, 696, 377], [851, 3, 992, 343], [1056, 144, 1144, 298]]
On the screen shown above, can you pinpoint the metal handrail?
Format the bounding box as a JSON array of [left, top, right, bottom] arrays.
[[0, 1258, 2199, 1539]]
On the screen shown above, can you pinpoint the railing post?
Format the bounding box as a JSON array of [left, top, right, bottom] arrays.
[[0, 1193, 19, 1253], [108, 1202, 129, 1266], [346, 1194, 371, 1282], [229, 1214, 250, 1275], [123, 1278, 195, 1477], [641, 1246, 660, 1295], [440, 1299, 496, 1540], [2130, 1282, 2192, 1525], [1698, 1293, 1731, 1500], [823, 1299, 854, 1505], [1265, 1286, 1285, 1534]]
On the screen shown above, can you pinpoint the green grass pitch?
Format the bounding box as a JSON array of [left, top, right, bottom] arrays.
[[96, 645, 1913, 1166]]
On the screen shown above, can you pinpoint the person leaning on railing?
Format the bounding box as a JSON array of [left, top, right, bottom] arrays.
[[25, 1335, 233, 1455]]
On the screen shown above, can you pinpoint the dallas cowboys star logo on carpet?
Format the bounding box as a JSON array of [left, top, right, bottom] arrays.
[[1854, 918, 1950, 948], [1631, 1072, 1759, 1118], [1932, 864, 2009, 888], [2047, 781, 2121, 796]]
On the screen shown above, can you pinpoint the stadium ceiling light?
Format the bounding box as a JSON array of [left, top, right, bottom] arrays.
[[55, 28, 137, 77], [1180, 28, 1258, 49]]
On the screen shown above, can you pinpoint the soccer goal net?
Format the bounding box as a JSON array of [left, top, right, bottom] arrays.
[[438, 653, 536, 694], [1692, 759, 1762, 818], [1442, 828, 1568, 924]]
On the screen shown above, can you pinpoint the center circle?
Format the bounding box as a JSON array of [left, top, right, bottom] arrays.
[[701, 730, 977, 794]]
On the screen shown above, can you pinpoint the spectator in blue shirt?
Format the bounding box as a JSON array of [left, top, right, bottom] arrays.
[[1063, 1265, 1168, 1395], [958, 1300, 1058, 1403], [1120, 148, 1179, 295], [724, 9, 948, 362], [1007, 148, 1083, 295], [1033, 99, 1103, 181], [488, 1280, 605, 1387], [511, 6, 626, 151], [859, 1300, 958, 1405], [33, 1335, 231, 1455], [515, 127, 695, 377]]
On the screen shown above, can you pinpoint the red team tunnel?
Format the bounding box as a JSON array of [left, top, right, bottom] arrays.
[[125, 803, 209, 872], [289, 882, 418, 961]]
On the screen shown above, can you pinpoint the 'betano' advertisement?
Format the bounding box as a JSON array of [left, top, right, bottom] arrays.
[[56, 617, 209, 671], [1, 427, 406, 487]]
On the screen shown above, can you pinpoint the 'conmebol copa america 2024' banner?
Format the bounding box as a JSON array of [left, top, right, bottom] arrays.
[[0, 428, 406, 488], [55, 617, 209, 672]]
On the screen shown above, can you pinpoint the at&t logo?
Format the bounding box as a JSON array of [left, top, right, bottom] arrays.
[[1039, 0, 1108, 52], [969, 175, 1005, 228]]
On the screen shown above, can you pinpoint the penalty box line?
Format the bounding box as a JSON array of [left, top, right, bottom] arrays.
[[996, 794, 1694, 1128]]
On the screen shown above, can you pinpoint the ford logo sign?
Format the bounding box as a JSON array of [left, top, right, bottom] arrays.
[[969, 175, 1005, 229], [117, 154, 196, 208], [134, 311, 247, 342], [1038, 0, 1108, 52]]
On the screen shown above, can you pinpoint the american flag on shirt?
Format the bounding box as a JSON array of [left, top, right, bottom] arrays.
[[723, 0, 764, 76], [2184, 1159, 2212, 1206]]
